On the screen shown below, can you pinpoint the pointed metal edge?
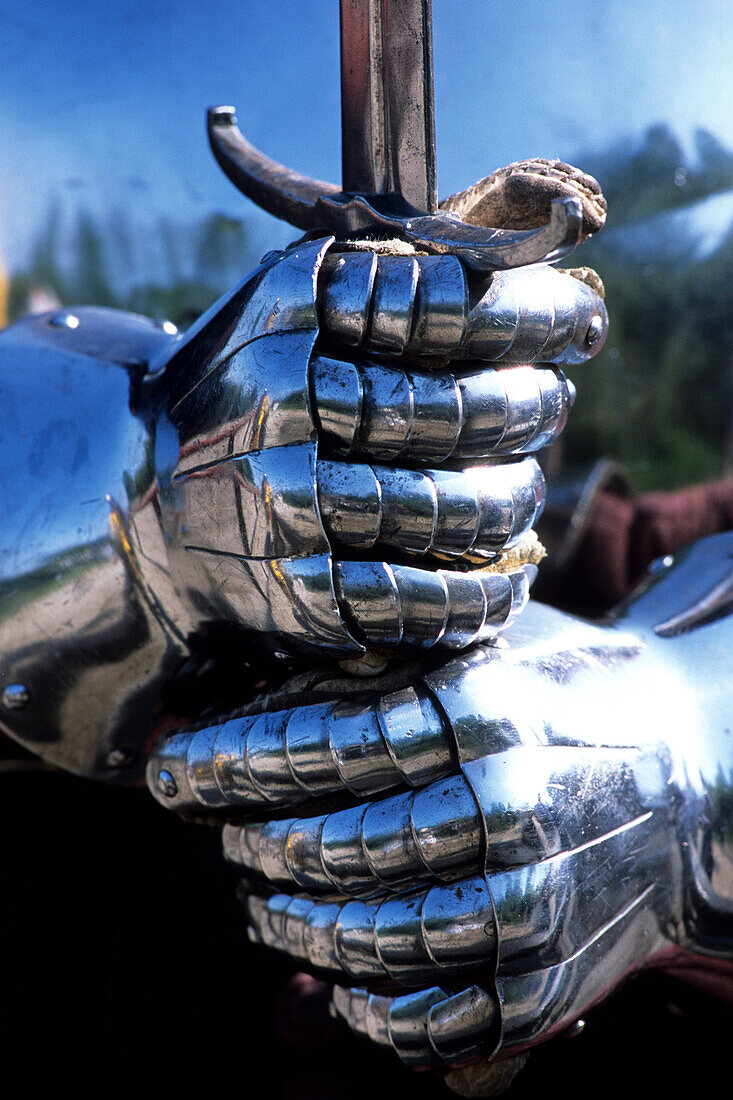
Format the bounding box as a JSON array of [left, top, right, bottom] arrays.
[[207, 106, 339, 232]]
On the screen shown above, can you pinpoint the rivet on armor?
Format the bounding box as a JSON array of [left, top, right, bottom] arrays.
[[649, 554, 674, 575], [563, 1019, 586, 1039], [585, 314, 604, 347], [49, 311, 80, 329]]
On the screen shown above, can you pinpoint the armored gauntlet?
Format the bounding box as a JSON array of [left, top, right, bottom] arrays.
[[148, 534, 733, 1072], [151, 234, 606, 657], [0, 226, 605, 778]]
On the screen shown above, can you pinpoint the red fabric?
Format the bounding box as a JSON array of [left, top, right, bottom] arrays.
[[569, 478, 733, 615], [629, 479, 733, 582], [573, 490, 635, 610], [655, 946, 733, 1006]]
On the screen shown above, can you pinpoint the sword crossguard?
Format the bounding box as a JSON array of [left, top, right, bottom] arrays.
[[208, 108, 583, 272]]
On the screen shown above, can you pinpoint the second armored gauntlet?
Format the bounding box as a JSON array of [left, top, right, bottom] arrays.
[[148, 534, 733, 1073]]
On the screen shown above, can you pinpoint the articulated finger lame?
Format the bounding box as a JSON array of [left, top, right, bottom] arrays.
[[312, 357, 574, 462], [333, 560, 531, 649], [332, 982, 498, 1068], [244, 874, 495, 985], [317, 458, 544, 557], [319, 250, 607, 363], [150, 236, 575, 661], [223, 770, 484, 894], [222, 744, 661, 898], [325, 800, 662, 1062]]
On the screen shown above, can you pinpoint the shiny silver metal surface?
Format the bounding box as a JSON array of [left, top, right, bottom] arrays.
[[319, 254, 608, 364], [317, 458, 544, 556], [0, 208, 602, 779], [149, 534, 733, 1069], [340, 0, 437, 213], [312, 356, 576, 462], [5, 0, 733, 1092], [0, 0, 607, 784], [150, 237, 562, 659], [0, 306, 187, 781]]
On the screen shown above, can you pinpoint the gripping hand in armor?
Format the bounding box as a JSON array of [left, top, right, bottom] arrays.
[[0, 194, 606, 778], [148, 535, 733, 1077], [1, 145, 732, 1092], [151, 234, 605, 657]]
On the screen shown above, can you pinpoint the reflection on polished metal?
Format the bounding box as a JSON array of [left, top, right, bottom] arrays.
[[317, 457, 544, 556], [0, 306, 186, 781], [311, 357, 575, 462], [148, 535, 733, 1069], [151, 236, 549, 661], [1, 683, 30, 710], [147, 228, 602, 663], [319, 253, 607, 365], [333, 983, 498, 1068], [49, 310, 80, 329], [0, 0, 609, 797]]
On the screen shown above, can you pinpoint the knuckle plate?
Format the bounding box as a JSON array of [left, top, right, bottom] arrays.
[[319, 249, 468, 358]]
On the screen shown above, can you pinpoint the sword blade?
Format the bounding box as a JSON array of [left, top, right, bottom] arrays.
[[340, 0, 437, 213]]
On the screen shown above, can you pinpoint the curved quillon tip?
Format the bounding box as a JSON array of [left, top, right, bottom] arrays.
[[207, 106, 340, 231], [208, 106, 582, 270], [396, 195, 584, 271]]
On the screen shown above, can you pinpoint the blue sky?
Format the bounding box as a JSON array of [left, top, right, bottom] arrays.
[[1, 0, 732, 268]]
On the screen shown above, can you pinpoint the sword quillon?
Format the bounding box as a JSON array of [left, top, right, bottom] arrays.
[[207, 110, 583, 271]]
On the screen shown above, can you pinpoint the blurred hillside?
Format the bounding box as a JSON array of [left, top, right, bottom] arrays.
[[7, 206, 260, 329], [6, 122, 733, 489], [564, 124, 733, 489]]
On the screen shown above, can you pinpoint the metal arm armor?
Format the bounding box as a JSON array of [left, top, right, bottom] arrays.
[[0, 306, 185, 781]]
